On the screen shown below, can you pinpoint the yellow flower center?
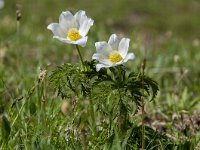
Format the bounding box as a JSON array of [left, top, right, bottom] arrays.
[[67, 28, 80, 41], [109, 51, 122, 63]]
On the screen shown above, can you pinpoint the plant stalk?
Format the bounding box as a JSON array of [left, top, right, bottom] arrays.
[[89, 95, 96, 132], [11, 101, 26, 127], [75, 45, 84, 70], [141, 58, 146, 150]]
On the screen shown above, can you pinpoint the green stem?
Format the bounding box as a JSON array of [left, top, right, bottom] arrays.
[[118, 88, 123, 133], [141, 59, 146, 150], [16, 20, 20, 69], [142, 106, 145, 150], [11, 101, 26, 127], [89, 95, 96, 132], [75, 45, 84, 70]]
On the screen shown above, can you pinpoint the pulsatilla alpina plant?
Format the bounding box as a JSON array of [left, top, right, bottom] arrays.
[[92, 34, 135, 71], [48, 10, 171, 149], [47, 10, 94, 47]]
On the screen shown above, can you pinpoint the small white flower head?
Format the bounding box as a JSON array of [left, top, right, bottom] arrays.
[[92, 34, 135, 71], [47, 10, 94, 47]]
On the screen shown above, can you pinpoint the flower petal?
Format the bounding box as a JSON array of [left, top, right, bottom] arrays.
[[95, 42, 113, 56], [123, 53, 135, 63], [92, 53, 102, 60], [53, 36, 87, 47], [59, 11, 77, 32], [53, 36, 72, 43], [74, 10, 86, 27], [75, 10, 94, 37], [118, 38, 130, 58], [96, 63, 111, 72], [47, 23, 65, 37], [74, 10, 86, 19], [108, 34, 121, 50], [78, 19, 94, 37], [74, 36, 88, 47], [92, 53, 112, 65]]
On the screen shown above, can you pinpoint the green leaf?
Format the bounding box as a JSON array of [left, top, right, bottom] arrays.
[[143, 76, 159, 101], [29, 102, 36, 115], [1, 115, 11, 142]]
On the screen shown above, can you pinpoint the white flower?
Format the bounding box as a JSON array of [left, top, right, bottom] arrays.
[[0, 0, 4, 10], [47, 10, 94, 47], [92, 34, 135, 71]]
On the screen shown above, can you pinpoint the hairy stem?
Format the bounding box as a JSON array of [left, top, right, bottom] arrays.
[[141, 58, 146, 150], [75, 45, 84, 70]]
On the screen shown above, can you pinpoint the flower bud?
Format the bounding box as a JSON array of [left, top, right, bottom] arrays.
[[16, 9, 21, 21], [174, 55, 180, 63], [38, 69, 47, 83]]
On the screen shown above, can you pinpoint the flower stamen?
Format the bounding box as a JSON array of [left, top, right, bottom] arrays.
[[109, 51, 122, 63], [67, 28, 80, 41]]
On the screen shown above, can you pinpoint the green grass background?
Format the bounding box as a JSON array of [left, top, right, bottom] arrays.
[[0, 0, 200, 149]]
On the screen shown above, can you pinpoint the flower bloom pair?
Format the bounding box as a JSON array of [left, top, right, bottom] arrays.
[[47, 10, 135, 71]]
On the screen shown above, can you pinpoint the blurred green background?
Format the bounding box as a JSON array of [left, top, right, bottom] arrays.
[[1, 0, 200, 64], [1, 0, 200, 105], [1, 0, 200, 89], [0, 0, 200, 148]]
